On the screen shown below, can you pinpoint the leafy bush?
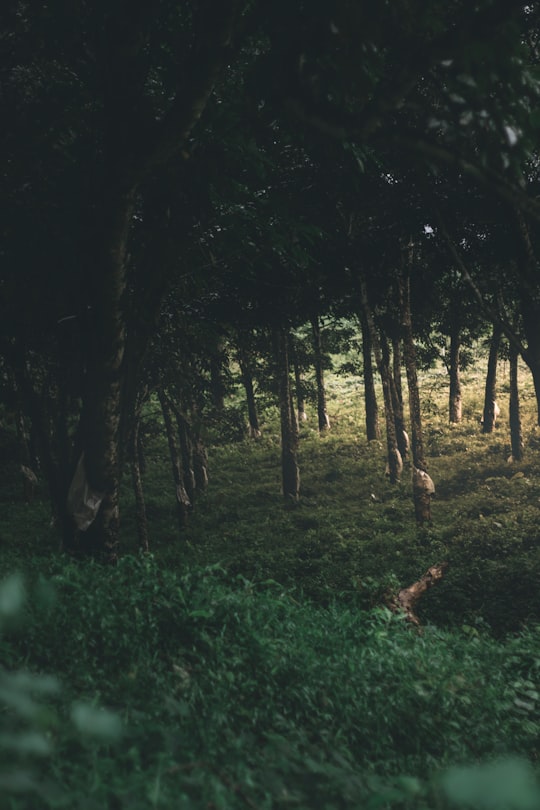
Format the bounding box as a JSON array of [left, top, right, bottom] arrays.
[[2, 558, 539, 808]]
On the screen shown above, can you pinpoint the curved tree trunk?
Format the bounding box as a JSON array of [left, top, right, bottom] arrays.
[[274, 327, 300, 500], [360, 282, 402, 483], [311, 315, 330, 432], [509, 345, 524, 462], [482, 324, 502, 433], [359, 309, 380, 441]]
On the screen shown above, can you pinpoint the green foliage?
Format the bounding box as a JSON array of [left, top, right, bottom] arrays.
[[1, 559, 539, 808]]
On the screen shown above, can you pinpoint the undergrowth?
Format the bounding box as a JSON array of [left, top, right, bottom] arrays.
[[1, 558, 539, 808], [1, 356, 540, 806]]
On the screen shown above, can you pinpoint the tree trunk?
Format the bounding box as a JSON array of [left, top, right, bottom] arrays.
[[158, 389, 191, 531], [399, 253, 434, 526], [382, 335, 408, 462], [210, 337, 227, 411], [482, 324, 502, 433], [311, 316, 330, 431], [359, 309, 380, 441], [360, 282, 402, 482], [76, 187, 138, 559], [238, 349, 261, 438], [520, 297, 540, 427], [173, 408, 196, 503], [130, 412, 149, 551], [274, 327, 300, 500], [509, 345, 524, 462], [392, 334, 403, 406], [290, 339, 308, 423], [448, 324, 463, 423]]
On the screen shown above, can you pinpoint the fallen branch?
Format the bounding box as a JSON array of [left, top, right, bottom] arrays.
[[391, 562, 449, 626]]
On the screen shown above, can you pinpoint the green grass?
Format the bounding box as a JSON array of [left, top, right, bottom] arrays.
[[1, 558, 539, 808], [1, 355, 540, 807]]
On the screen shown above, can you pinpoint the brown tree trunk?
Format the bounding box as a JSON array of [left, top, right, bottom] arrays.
[[78, 188, 137, 559], [448, 324, 463, 423], [394, 562, 449, 626], [482, 324, 502, 433], [520, 297, 540, 427], [158, 389, 191, 530], [238, 348, 261, 438], [392, 335, 403, 406], [174, 409, 196, 504], [399, 251, 434, 525], [130, 412, 149, 551], [290, 339, 308, 424], [509, 345, 524, 462], [311, 316, 330, 431], [210, 337, 227, 411], [360, 282, 402, 482], [274, 327, 300, 500], [359, 309, 380, 441], [382, 335, 409, 462]]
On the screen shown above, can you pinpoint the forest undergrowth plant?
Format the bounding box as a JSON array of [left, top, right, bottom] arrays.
[[0, 558, 539, 808]]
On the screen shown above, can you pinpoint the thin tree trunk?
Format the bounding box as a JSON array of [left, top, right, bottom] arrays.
[[175, 410, 196, 503], [509, 345, 524, 462], [382, 334, 408, 462], [238, 349, 261, 438], [274, 327, 300, 500], [448, 324, 463, 423], [482, 324, 502, 433], [130, 412, 149, 551], [158, 389, 191, 530], [311, 315, 330, 431], [520, 297, 540, 427], [359, 309, 380, 440], [392, 335, 403, 406], [399, 252, 434, 525], [360, 282, 402, 482], [210, 338, 227, 411], [290, 339, 307, 423]]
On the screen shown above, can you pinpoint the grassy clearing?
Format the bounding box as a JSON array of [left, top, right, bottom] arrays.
[[117, 355, 540, 634]]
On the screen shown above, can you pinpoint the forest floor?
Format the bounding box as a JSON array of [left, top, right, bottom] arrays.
[[1, 355, 539, 808], [129, 353, 540, 633]]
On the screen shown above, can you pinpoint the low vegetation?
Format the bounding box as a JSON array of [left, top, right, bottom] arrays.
[[1, 358, 539, 808]]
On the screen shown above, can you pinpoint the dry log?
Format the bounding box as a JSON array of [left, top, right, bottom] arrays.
[[392, 562, 449, 626]]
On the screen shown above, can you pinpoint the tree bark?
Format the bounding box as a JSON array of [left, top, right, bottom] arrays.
[[311, 316, 330, 431], [173, 409, 196, 504], [382, 334, 409, 462], [360, 282, 402, 482], [399, 251, 434, 525], [290, 339, 308, 424], [210, 337, 227, 411], [509, 344, 524, 462], [482, 324, 502, 433], [158, 389, 191, 531], [274, 327, 300, 501], [359, 309, 381, 441], [130, 412, 149, 551], [238, 347, 261, 438], [448, 322, 463, 423], [393, 562, 449, 626]]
